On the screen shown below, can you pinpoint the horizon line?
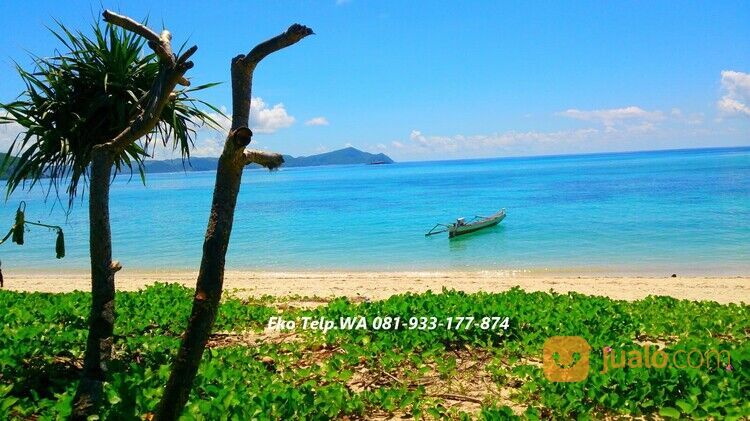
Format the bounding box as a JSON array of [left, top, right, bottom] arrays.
[[397, 144, 750, 165], [174, 144, 749, 166]]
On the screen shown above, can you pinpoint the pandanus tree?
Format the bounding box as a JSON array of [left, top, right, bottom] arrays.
[[0, 13, 217, 418], [155, 24, 314, 419]]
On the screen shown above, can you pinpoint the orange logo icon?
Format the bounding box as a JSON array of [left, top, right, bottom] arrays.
[[543, 336, 591, 382]]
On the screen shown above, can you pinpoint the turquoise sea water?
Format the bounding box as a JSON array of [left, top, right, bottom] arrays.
[[1, 147, 748, 274]]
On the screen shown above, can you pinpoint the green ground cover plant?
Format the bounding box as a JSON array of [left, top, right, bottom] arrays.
[[0, 284, 747, 419]]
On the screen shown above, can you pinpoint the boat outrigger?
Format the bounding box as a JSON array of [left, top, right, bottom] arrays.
[[425, 209, 506, 238]]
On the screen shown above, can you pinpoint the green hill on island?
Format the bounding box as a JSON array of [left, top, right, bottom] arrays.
[[144, 146, 394, 174], [0, 147, 394, 180]]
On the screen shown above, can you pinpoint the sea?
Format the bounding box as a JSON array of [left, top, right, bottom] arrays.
[[1, 146, 748, 275]]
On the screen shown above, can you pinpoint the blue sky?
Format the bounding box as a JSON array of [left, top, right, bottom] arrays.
[[0, 1, 748, 161]]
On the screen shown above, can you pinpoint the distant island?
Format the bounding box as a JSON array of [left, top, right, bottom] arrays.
[[144, 147, 394, 174], [0, 148, 393, 180]]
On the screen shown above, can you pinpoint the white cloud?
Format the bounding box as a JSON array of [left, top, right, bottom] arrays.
[[717, 97, 750, 117], [250, 97, 295, 133], [687, 114, 705, 125], [191, 97, 294, 137], [391, 141, 404, 148], [669, 107, 704, 125], [399, 115, 741, 160], [718, 70, 750, 117], [172, 98, 294, 158], [305, 116, 329, 126], [558, 106, 664, 128], [189, 133, 226, 157], [409, 128, 601, 154]]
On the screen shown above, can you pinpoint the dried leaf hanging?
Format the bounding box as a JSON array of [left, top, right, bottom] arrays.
[[56, 229, 66, 259], [12, 203, 25, 245], [1, 202, 65, 259]]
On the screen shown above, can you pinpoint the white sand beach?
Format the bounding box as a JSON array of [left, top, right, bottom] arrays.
[[4, 269, 748, 304]]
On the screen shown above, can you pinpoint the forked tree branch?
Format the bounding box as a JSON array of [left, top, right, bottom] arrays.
[[230, 24, 313, 131], [244, 149, 284, 170]]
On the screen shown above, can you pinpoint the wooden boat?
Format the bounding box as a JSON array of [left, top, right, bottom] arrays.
[[425, 209, 506, 238]]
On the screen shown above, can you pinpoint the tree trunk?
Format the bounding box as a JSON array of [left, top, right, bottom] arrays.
[[72, 149, 116, 419], [155, 24, 312, 420], [155, 147, 244, 420], [67, 10, 196, 419]]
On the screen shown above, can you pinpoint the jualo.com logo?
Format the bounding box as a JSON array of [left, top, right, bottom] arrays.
[[543, 336, 733, 382], [542, 336, 592, 382]]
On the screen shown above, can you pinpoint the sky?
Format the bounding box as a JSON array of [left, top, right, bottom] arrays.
[[0, 1, 748, 162]]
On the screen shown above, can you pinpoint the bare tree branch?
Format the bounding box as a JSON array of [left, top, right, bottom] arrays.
[[102, 10, 160, 43], [230, 24, 313, 132], [244, 149, 284, 170], [103, 9, 190, 86], [243, 24, 314, 66]]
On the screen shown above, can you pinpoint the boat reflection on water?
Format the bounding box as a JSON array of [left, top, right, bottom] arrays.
[[448, 223, 507, 253]]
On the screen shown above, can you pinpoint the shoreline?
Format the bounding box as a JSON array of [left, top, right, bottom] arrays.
[[3, 269, 748, 304]]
